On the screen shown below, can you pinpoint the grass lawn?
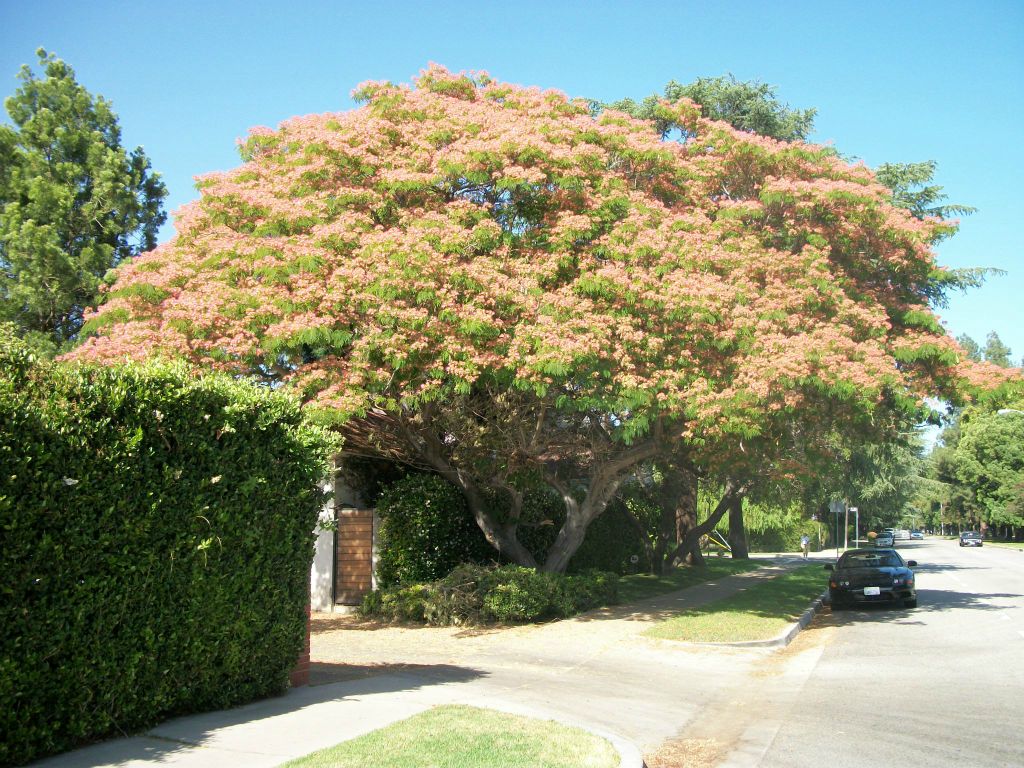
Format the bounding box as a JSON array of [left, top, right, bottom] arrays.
[[617, 557, 762, 604], [279, 705, 620, 768], [643, 564, 824, 643], [983, 540, 1024, 550]]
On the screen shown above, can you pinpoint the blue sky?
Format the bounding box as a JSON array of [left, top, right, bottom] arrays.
[[2, 0, 1022, 362]]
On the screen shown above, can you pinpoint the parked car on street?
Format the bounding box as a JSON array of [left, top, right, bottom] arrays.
[[894, 529, 911, 540], [959, 530, 983, 547], [910, 530, 924, 540], [826, 548, 917, 609], [874, 532, 895, 547]]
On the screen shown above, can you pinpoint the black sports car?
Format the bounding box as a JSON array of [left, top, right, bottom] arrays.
[[959, 530, 983, 547], [826, 548, 918, 609]]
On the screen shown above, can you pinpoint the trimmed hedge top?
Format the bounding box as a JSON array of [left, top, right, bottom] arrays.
[[0, 327, 338, 765]]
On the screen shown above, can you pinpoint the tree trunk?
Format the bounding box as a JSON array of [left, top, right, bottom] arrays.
[[727, 494, 749, 559], [665, 480, 747, 565], [541, 491, 590, 573], [458, 473, 539, 568], [540, 440, 662, 573], [674, 470, 704, 566]]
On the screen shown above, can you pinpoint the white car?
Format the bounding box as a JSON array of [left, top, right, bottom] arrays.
[[894, 529, 911, 540], [875, 533, 895, 547]]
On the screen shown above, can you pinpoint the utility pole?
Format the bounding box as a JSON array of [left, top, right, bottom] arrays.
[[850, 506, 859, 547]]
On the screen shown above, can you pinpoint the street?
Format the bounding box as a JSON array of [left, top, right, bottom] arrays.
[[726, 538, 1024, 768]]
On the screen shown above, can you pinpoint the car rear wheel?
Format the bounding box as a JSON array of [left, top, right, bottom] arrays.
[[903, 598, 917, 609]]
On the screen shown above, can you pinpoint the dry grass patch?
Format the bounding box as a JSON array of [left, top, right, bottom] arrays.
[[645, 737, 726, 768]]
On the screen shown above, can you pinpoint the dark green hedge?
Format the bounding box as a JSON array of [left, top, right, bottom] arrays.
[[567, 499, 647, 574], [0, 329, 337, 766], [361, 563, 619, 625], [375, 473, 494, 586]]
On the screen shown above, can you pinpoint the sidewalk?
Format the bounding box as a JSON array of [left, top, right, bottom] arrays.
[[33, 556, 824, 768]]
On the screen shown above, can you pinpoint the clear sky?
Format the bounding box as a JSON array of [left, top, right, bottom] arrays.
[[2, 0, 1022, 362]]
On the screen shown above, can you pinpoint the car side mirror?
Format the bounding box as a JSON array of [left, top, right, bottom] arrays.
[[824, 564, 834, 571], [907, 560, 917, 567]]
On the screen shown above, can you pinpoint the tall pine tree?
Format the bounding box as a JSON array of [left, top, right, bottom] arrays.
[[0, 49, 166, 355]]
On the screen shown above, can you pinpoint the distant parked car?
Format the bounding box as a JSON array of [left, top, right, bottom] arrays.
[[910, 530, 924, 540], [895, 529, 911, 540], [826, 548, 918, 609], [959, 531, 983, 547], [874, 532, 894, 547]]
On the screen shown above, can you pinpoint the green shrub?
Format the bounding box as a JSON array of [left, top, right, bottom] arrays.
[[0, 329, 337, 765], [375, 474, 494, 586], [560, 570, 619, 612], [361, 564, 618, 626], [481, 567, 557, 622]]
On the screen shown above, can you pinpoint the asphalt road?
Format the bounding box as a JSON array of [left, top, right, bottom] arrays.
[[737, 538, 1024, 768]]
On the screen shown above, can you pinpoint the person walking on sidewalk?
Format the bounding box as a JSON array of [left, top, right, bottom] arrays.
[[800, 534, 810, 558]]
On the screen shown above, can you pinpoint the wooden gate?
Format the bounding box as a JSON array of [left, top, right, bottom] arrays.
[[335, 508, 374, 605]]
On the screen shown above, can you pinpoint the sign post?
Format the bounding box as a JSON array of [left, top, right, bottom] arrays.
[[829, 499, 845, 559]]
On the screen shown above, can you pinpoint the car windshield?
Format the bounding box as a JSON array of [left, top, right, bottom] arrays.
[[962, 532, 980, 538], [838, 552, 903, 569]]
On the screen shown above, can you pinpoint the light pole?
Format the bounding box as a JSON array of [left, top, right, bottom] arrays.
[[850, 506, 859, 547]]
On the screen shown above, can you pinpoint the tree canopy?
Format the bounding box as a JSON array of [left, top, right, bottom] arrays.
[[0, 49, 167, 356], [602, 74, 816, 142], [954, 331, 1014, 368], [70, 66, 1014, 569], [952, 407, 1024, 529]]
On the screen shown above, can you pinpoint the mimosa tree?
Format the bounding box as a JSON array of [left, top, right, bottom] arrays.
[[70, 66, 1010, 571]]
